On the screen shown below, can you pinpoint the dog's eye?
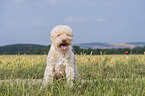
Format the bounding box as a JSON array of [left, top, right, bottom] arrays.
[[57, 34, 60, 37], [67, 34, 71, 37]]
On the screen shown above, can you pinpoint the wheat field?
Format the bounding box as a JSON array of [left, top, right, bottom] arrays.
[[0, 55, 145, 96]]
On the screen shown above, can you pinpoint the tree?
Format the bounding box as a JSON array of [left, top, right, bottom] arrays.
[[142, 47, 145, 54], [73, 46, 80, 54], [86, 48, 93, 55], [132, 47, 142, 54], [123, 48, 131, 54], [36, 48, 43, 54], [102, 49, 112, 55], [43, 45, 51, 54], [28, 49, 34, 54]]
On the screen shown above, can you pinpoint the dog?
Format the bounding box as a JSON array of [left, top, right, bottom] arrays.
[[42, 25, 81, 88]]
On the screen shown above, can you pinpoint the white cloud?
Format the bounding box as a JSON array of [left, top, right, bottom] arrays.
[[48, 0, 71, 3], [7, 21, 17, 25], [14, 0, 23, 3], [6, 20, 46, 27], [31, 21, 46, 26], [64, 17, 86, 22], [49, 0, 59, 3], [96, 18, 106, 22], [64, 17, 76, 22]]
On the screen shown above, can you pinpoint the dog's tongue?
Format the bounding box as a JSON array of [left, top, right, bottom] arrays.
[[61, 46, 67, 50]]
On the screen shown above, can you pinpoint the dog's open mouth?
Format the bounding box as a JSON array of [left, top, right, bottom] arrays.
[[60, 44, 67, 50]]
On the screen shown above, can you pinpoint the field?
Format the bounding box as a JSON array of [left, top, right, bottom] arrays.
[[0, 55, 145, 96]]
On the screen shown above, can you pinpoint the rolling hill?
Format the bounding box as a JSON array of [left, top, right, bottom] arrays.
[[0, 42, 145, 54], [74, 42, 145, 49], [0, 44, 46, 53]]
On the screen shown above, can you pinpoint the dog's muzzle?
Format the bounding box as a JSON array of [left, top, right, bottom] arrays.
[[59, 39, 70, 51], [60, 44, 67, 50]]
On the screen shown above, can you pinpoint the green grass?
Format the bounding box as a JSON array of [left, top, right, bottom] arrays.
[[0, 55, 145, 96]]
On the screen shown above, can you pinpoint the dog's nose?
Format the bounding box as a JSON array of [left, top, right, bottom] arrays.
[[62, 39, 66, 43]]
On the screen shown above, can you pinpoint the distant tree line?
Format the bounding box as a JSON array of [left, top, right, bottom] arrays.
[[73, 46, 145, 55], [0, 45, 145, 55], [0, 45, 51, 55]]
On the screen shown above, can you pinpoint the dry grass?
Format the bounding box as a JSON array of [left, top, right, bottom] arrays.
[[0, 54, 145, 96]]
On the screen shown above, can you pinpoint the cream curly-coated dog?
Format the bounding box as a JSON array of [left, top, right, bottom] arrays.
[[42, 25, 81, 87]]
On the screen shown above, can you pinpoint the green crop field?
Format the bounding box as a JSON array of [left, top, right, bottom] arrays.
[[0, 55, 145, 96]]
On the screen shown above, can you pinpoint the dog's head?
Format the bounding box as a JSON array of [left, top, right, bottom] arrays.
[[50, 25, 73, 51]]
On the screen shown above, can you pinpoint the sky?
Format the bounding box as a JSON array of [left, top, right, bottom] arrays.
[[0, 0, 145, 46]]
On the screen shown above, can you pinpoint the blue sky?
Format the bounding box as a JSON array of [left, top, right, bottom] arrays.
[[0, 0, 145, 46]]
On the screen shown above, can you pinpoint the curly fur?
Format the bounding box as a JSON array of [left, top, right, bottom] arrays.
[[42, 25, 81, 87]]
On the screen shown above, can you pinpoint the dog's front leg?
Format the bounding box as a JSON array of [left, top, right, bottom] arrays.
[[65, 65, 75, 86], [42, 65, 53, 87]]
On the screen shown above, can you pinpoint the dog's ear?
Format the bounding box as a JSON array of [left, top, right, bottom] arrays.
[[50, 32, 53, 43], [50, 36, 53, 43]]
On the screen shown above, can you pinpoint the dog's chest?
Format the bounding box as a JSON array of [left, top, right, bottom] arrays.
[[53, 56, 70, 78], [54, 56, 69, 69]]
